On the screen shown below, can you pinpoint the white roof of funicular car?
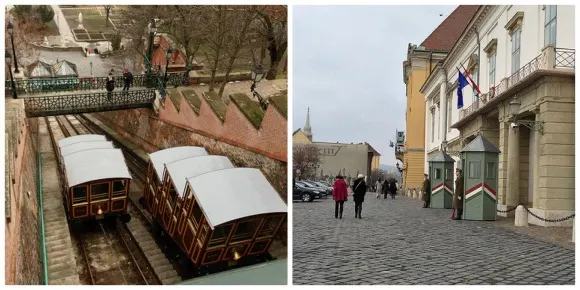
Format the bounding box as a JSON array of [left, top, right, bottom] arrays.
[[148, 146, 208, 181], [164, 155, 234, 199], [63, 148, 132, 187], [58, 134, 107, 148], [60, 141, 114, 157], [186, 168, 287, 229]]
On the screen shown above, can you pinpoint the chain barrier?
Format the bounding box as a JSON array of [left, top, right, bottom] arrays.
[[497, 204, 575, 223]]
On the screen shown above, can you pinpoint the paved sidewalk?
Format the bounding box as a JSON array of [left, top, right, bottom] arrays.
[[293, 194, 575, 285]]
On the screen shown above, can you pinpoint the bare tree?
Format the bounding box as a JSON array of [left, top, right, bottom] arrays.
[[5, 17, 41, 70], [256, 6, 287, 79], [370, 168, 387, 184], [293, 144, 322, 180]]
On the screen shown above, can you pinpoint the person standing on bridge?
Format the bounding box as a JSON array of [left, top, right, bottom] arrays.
[[352, 174, 367, 219], [123, 68, 133, 91], [332, 175, 348, 219], [106, 72, 115, 101], [422, 174, 431, 208], [452, 168, 465, 220]]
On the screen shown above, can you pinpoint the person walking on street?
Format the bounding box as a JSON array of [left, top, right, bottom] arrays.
[[106, 72, 115, 101], [375, 179, 382, 199], [352, 174, 367, 219], [389, 179, 397, 199], [123, 68, 133, 91], [333, 175, 348, 219], [422, 174, 431, 208], [382, 179, 389, 200], [452, 168, 465, 220]]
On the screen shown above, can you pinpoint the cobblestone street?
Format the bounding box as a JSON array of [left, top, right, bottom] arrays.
[[292, 194, 575, 285]]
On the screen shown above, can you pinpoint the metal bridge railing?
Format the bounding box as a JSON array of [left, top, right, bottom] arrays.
[[24, 89, 156, 117], [5, 72, 186, 95]]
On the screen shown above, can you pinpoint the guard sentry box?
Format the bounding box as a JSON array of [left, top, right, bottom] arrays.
[[460, 135, 501, 221], [428, 151, 454, 209]]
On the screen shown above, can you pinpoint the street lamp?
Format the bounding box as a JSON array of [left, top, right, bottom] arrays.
[[7, 21, 19, 74], [163, 47, 173, 87], [104, 6, 111, 27], [5, 50, 17, 99], [250, 64, 267, 110], [146, 19, 157, 73], [508, 97, 544, 134]]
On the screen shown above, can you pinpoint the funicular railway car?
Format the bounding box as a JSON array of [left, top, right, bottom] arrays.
[[143, 147, 287, 272], [57, 135, 133, 227], [143, 146, 208, 212]]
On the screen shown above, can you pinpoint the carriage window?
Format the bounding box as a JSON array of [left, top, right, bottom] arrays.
[[91, 183, 110, 201], [198, 224, 210, 244], [257, 216, 283, 238], [112, 180, 127, 198], [73, 186, 88, 204], [189, 201, 203, 229], [208, 224, 233, 248], [231, 219, 261, 243], [168, 184, 178, 207]]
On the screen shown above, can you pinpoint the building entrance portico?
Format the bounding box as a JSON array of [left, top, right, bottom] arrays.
[[454, 73, 575, 227]]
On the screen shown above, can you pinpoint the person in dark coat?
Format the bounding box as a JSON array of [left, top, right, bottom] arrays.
[[382, 179, 389, 199], [389, 179, 397, 199], [453, 168, 465, 220], [122, 68, 133, 91], [422, 174, 431, 208], [332, 175, 348, 219], [352, 174, 367, 218], [105, 72, 115, 100]]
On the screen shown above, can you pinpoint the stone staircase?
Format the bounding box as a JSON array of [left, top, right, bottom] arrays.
[[125, 217, 181, 285], [38, 118, 81, 285]]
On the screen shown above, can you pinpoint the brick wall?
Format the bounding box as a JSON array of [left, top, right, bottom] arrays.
[[5, 101, 41, 285]]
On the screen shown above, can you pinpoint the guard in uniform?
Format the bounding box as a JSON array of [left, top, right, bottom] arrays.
[[452, 168, 464, 220], [422, 174, 431, 208]]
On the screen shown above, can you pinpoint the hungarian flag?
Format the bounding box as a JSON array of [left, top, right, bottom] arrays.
[[462, 67, 481, 96]]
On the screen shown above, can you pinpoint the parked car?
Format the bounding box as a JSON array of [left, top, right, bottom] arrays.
[[310, 181, 333, 195], [293, 182, 321, 202], [299, 181, 329, 197]]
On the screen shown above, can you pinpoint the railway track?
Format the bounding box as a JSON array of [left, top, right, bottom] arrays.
[[46, 115, 162, 285], [72, 114, 182, 284]]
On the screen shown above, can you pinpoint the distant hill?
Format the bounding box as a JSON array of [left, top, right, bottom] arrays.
[[380, 164, 395, 172]]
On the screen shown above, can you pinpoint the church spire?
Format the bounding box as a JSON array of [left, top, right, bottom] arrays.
[[304, 107, 312, 141]]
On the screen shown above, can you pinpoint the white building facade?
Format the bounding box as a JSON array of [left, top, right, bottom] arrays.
[[421, 5, 575, 227]]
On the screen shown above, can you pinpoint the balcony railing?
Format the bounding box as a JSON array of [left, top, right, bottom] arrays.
[[458, 47, 575, 121]]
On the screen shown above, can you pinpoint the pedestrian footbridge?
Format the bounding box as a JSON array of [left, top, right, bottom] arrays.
[[23, 89, 157, 117], [8, 73, 185, 118]]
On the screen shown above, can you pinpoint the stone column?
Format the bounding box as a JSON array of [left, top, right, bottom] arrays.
[[532, 110, 540, 207], [506, 123, 520, 208]]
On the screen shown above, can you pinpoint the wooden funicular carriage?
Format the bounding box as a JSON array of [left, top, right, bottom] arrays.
[[57, 135, 132, 227], [143, 147, 287, 270]]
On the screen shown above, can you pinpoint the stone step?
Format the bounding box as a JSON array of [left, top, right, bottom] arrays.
[[49, 274, 81, 285], [46, 247, 74, 260], [47, 260, 77, 276], [155, 264, 174, 274], [46, 253, 74, 266], [45, 232, 71, 243], [140, 241, 157, 252], [149, 257, 171, 268], [46, 241, 70, 254], [156, 268, 178, 280], [45, 238, 71, 249], [162, 276, 182, 285]]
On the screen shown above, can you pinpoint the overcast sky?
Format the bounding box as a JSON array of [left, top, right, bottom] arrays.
[[293, 5, 458, 166]]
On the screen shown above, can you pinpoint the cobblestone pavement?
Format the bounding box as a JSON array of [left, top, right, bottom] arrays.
[[292, 194, 575, 285]]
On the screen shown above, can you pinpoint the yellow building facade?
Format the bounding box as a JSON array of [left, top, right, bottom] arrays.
[[400, 5, 479, 190]]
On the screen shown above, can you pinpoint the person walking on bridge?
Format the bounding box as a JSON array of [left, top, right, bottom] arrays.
[[123, 68, 133, 91], [352, 174, 367, 219], [333, 175, 348, 219], [375, 178, 383, 199], [106, 72, 115, 101]]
